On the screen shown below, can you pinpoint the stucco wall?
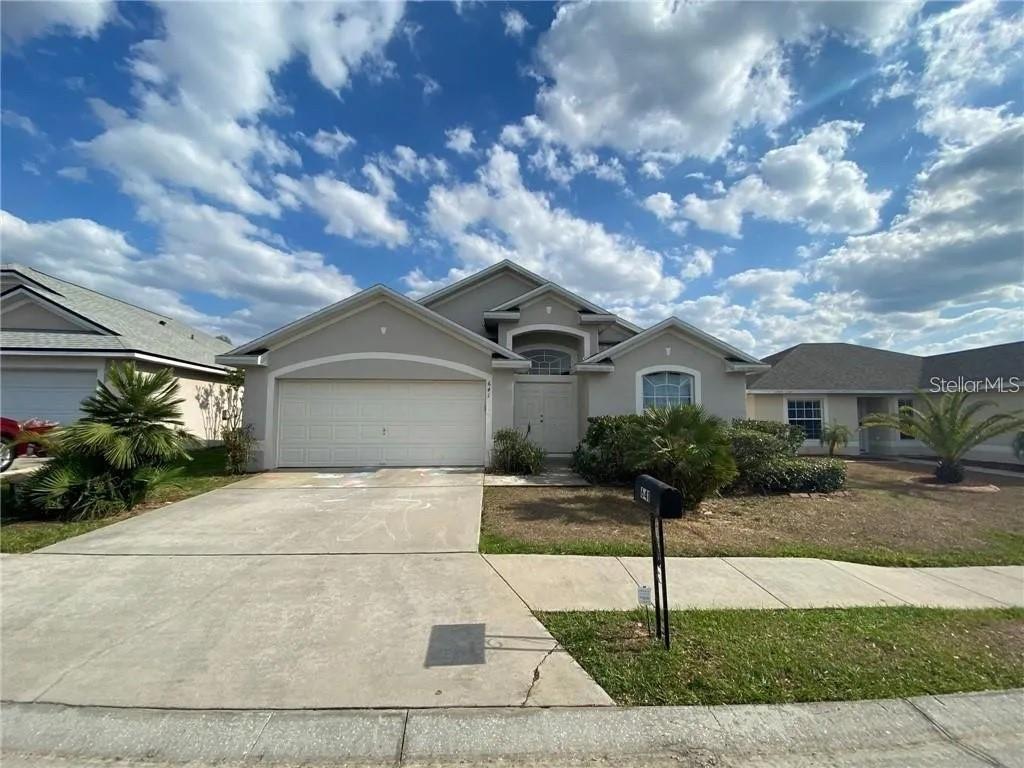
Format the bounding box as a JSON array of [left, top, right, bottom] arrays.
[[136, 361, 231, 442], [504, 296, 598, 357], [2, 301, 85, 331], [425, 271, 538, 337], [586, 329, 748, 421], [241, 298, 496, 470]]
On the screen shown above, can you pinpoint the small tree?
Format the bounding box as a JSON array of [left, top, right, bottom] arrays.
[[820, 422, 853, 457], [219, 368, 255, 474], [862, 391, 1024, 483], [21, 362, 198, 518], [626, 405, 737, 511]]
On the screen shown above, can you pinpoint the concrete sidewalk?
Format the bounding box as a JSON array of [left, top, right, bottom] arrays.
[[3, 689, 1020, 767], [486, 554, 1024, 610]]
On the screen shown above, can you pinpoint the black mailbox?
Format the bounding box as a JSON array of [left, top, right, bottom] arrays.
[[634, 474, 683, 519]]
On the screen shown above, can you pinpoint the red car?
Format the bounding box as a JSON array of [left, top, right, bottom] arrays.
[[0, 417, 59, 473]]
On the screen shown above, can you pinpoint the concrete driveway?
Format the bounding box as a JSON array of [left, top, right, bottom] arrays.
[[41, 467, 483, 555], [3, 467, 611, 709]]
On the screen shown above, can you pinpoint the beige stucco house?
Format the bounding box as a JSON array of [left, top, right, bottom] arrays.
[[747, 341, 1024, 464], [0, 264, 232, 440], [219, 260, 768, 469]]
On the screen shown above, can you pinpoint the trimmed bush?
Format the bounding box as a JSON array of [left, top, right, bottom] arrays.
[[730, 419, 805, 454], [742, 456, 847, 494], [570, 414, 643, 484], [491, 428, 546, 475]]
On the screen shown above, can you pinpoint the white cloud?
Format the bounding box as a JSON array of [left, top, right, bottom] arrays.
[[2, 109, 40, 136], [0, 207, 359, 341], [917, 0, 1024, 122], [642, 192, 677, 220], [276, 167, 410, 247], [528, 146, 626, 187], [502, 9, 530, 39], [679, 247, 715, 280], [532, 1, 921, 158], [304, 128, 356, 158], [813, 112, 1024, 313], [375, 145, 448, 182], [871, 60, 914, 105], [411, 145, 682, 308], [57, 166, 89, 182], [81, 3, 404, 216], [445, 126, 476, 154], [415, 73, 441, 99], [639, 160, 663, 179], [680, 121, 890, 237], [1, 0, 114, 43]]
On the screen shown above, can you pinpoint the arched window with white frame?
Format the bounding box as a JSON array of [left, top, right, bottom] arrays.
[[635, 365, 702, 413], [522, 348, 572, 375]]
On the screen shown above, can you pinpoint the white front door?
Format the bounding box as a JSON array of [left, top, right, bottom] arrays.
[[276, 379, 485, 467], [514, 380, 577, 454]]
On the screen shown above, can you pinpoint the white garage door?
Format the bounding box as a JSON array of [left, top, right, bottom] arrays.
[[277, 379, 485, 467], [1, 368, 98, 424]]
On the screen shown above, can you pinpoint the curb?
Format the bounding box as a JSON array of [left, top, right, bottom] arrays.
[[3, 689, 1021, 767]]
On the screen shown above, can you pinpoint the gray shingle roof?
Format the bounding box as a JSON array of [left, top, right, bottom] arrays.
[[748, 341, 1024, 391], [1, 264, 230, 369]]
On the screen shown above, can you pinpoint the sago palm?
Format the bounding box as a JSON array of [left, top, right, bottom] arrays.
[[627, 405, 737, 511], [21, 362, 197, 518], [60, 361, 198, 468], [862, 391, 1024, 483]]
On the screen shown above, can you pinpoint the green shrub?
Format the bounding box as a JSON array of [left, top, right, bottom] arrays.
[[20, 362, 196, 520], [223, 424, 256, 475], [491, 428, 546, 475], [731, 419, 805, 454], [570, 414, 644, 483], [626, 405, 737, 511], [742, 456, 847, 493]]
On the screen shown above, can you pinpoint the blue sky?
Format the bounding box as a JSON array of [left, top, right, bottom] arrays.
[[2, 0, 1021, 356]]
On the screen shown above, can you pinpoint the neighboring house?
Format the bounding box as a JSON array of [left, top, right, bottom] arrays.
[[746, 342, 1024, 463], [218, 260, 767, 469], [0, 263, 233, 440]]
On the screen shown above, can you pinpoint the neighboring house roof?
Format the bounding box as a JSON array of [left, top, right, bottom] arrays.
[[418, 259, 547, 307], [0, 264, 231, 371], [221, 284, 528, 361], [583, 317, 766, 366], [747, 341, 1024, 392]]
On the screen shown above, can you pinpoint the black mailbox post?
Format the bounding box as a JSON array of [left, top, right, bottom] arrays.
[[634, 475, 684, 649]]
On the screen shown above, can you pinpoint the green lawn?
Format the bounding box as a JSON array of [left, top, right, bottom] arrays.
[[1, 446, 241, 553], [539, 607, 1024, 706]]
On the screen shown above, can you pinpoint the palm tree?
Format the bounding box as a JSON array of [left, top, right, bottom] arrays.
[[22, 362, 198, 518], [820, 422, 853, 457], [862, 391, 1024, 483], [626, 405, 737, 511]]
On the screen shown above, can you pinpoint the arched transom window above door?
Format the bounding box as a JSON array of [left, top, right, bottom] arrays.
[[641, 370, 695, 409], [523, 348, 572, 375]]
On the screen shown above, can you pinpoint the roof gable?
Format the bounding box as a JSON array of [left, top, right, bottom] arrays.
[[419, 260, 546, 307], [0, 264, 230, 368], [226, 284, 525, 360], [1, 285, 115, 334], [492, 282, 608, 314], [584, 317, 764, 365]]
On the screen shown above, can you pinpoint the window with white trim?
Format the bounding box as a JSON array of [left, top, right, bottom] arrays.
[[641, 371, 694, 409], [787, 399, 823, 441], [523, 348, 571, 375], [897, 398, 914, 440]]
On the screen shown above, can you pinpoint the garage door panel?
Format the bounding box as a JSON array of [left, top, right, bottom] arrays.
[[1, 369, 97, 425], [277, 379, 484, 467]]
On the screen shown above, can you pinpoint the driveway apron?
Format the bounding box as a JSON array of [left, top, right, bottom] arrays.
[[2, 469, 611, 709]]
